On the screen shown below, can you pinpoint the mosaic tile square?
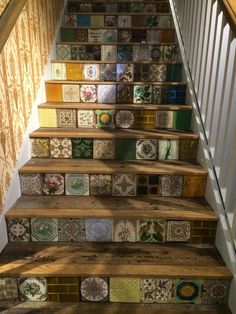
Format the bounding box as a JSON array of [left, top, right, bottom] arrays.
[[145, 16, 159, 27], [58, 218, 86, 242], [132, 30, 147, 43], [46, 83, 62, 102], [150, 46, 164, 62], [113, 220, 137, 242], [137, 175, 159, 195], [83, 64, 100, 81], [62, 84, 80, 102], [159, 175, 183, 196], [105, 15, 118, 27], [138, 220, 166, 243], [77, 110, 95, 128], [156, 111, 174, 129], [117, 3, 131, 12], [132, 15, 145, 27], [61, 28, 75, 42], [52, 63, 66, 80], [102, 30, 117, 43], [166, 221, 191, 242], [85, 219, 112, 242], [164, 45, 179, 62], [118, 30, 132, 43], [31, 138, 50, 158], [136, 139, 158, 160], [79, 3, 92, 12], [117, 84, 133, 103], [80, 85, 97, 103], [106, 4, 118, 13], [56, 44, 71, 60], [179, 140, 198, 160], [117, 64, 133, 82], [112, 174, 137, 196], [18, 278, 47, 301], [81, 277, 109, 302], [71, 45, 85, 60], [0, 278, 18, 301], [202, 279, 230, 304], [77, 15, 91, 27], [166, 64, 182, 82], [75, 29, 88, 42], [115, 140, 136, 159], [117, 45, 132, 61], [88, 29, 102, 43], [118, 16, 131, 28], [64, 14, 77, 27], [134, 85, 152, 103], [158, 139, 179, 160], [31, 218, 58, 242], [96, 110, 114, 128], [50, 138, 72, 159], [142, 278, 172, 303], [134, 64, 150, 82], [100, 64, 116, 81], [7, 218, 30, 242], [93, 140, 115, 159], [174, 279, 201, 304], [133, 46, 150, 62], [101, 45, 117, 61], [110, 278, 140, 303], [85, 45, 101, 61], [97, 85, 116, 103], [72, 139, 93, 159], [20, 174, 42, 195], [56, 109, 77, 128], [131, 3, 144, 13], [43, 174, 65, 195], [65, 174, 89, 195], [66, 63, 83, 81], [90, 174, 112, 195], [92, 3, 105, 12], [115, 110, 135, 129], [91, 15, 104, 27], [158, 16, 173, 28], [150, 64, 167, 82]]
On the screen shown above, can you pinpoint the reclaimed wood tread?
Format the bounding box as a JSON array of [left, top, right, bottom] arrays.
[[0, 242, 231, 278], [19, 159, 208, 175], [6, 195, 217, 220], [65, 12, 172, 16], [58, 41, 177, 46], [52, 59, 181, 64], [46, 80, 186, 85], [61, 26, 174, 30], [30, 128, 199, 140]]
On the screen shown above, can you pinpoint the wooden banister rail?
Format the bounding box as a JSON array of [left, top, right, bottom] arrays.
[[0, 0, 27, 54], [218, 0, 236, 34]]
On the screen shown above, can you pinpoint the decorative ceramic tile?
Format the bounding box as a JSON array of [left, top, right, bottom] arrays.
[[202, 279, 230, 304], [117, 3, 131, 12], [65, 174, 89, 195], [68, 2, 80, 12], [85, 45, 101, 61], [88, 29, 102, 43], [61, 29, 75, 42], [70, 45, 85, 60], [62, 84, 80, 102], [81, 277, 109, 302], [158, 16, 173, 28], [46, 83, 62, 102], [0, 278, 18, 301], [80, 85, 97, 103], [66, 64, 83, 81], [112, 174, 136, 196], [7, 218, 30, 242], [77, 110, 95, 128], [56, 109, 77, 128], [150, 64, 167, 82], [56, 44, 71, 60], [117, 64, 133, 82], [97, 85, 116, 103], [43, 174, 65, 195], [47, 277, 79, 302], [92, 3, 105, 12], [115, 140, 136, 159], [115, 110, 135, 129], [96, 110, 114, 128], [83, 64, 100, 81], [77, 15, 91, 27], [38, 109, 57, 127], [166, 221, 191, 242], [52, 63, 66, 80], [93, 140, 115, 159], [146, 30, 161, 43], [132, 15, 145, 27], [105, 15, 118, 27], [117, 45, 132, 61], [142, 279, 172, 303], [131, 3, 144, 13], [72, 139, 93, 159], [91, 15, 104, 27], [137, 175, 159, 195], [31, 218, 58, 241], [179, 140, 198, 160], [136, 140, 158, 160], [174, 279, 201, 304], [20, 174, 42, 195], [90, 174, 112, 195], [106, 4, 118, 13], [159, 175, 183, 196], [102, 30, 117, 42], [132, 30, 147, 43], [135, 110, 156, 129], [85, 219, 112, 242], [150, 46, 164, 62], [145, 4, 156, 14], [158, 140, 179, 160], [110, 278, 140, 303], [118, 16, 131, 28], [64, 14, 77, 27], [113, 220, 137, 242], [166, 64, 182, 82], [58, 218, 86, 242], [156, 111, 174, 129], [75, 29, 88, 42], [100, 64, 116, 81], [134, 64, 150, 82], [31, 138, 50, 158], [118, 30, 132, 43], [145, 16, 159, 27], [164, 45, 179, 62], [101, 45, 117, 61], [18, 278, 47, 301], [134, 85, 152, 103], [138, 220, 166, 243], [50, 138, 72, 159], [117, 85, 133, 103]]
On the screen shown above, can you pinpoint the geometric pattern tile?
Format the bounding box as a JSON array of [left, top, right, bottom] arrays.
[[115, 110, 135, 129], [116, 64, 133, 82], [136, 139, 158, 159], [38, 109, 57, 128], [137, 175, 159, 195], [133, 46, 150, 62], [7, 218, 30, 242], [83, 64, 100, 81], [50, 138, 72, 158], [56, 44, 71, 60], [93, 139, 115, 159], [97, 85, 116, 103], [150, 46, 164, 62], [80, 277, 109, 302], [65, 174, 89, 196], [31, 138, 50, 158], [62, 84, 80, 102], [31, 218, 58, 242], [43, 174, 65, 195], [174, 279, 202, 304], [18, 277, 47, 301], [149, 64, 167, 82], [133, 85, 152, 103], [110, 278, 140, 303], [156, 111, 174, 129], [134, 64, 150, 82], [113, 220, 137, 242], [76, 29, 89, 42], [0, 278, 18, 301], [142, 278, 172, 303], [138, 220, 166, 243], [71, 139, 93, 159], [96, 110, 114, 128], [58, 218, 86, 242], [85, 219, 113, 242], [117, 45, 132, 62], [80, 85, 97, 103], [101, 45, 117, 61], [158, 140, 179, 160], [100, 64, 116, 81], [158, 175, 183, 197], [202, 279, 231, 305], [56, 109, 77, 128], [20, 174, 42, 195], [112, 174, 137, 196], [77, 110, 95, 128], [166, 221, 191, 242], [90, 174, 112, 195]]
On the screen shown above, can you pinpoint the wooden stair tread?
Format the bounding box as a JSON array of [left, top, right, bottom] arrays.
[[52, 59, 181, 64], [46, 80, 186, 85], [6, 195, 217, 220], [58, 41, 177, 46], [61, 26, 174, 30], [30, 128, 199, 140], [19, 159, 207, 175]]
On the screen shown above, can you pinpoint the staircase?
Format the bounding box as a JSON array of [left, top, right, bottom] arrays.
[[0, 0, 232, 312]]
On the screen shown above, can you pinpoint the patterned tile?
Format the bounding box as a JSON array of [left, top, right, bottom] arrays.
[[20, 174, 42, 195], [117, 64, 133, 82], [145, 16, 159, 27], [31, 218, 58, 241], [150, 46, 164, 62], [81, 277, 109, 302], [132, 30, 147, 42], [166, 221, 191, 242], [117, 45, 132, 61], [142, 279, 172, 303], [43, 174, 64, 195], [132, 15, 145, 27], [75, 29, 88, 42], [97, 85, 116, 103], [88, 29, 102, 43], [85, 45, 101, 61], [134, 85, 152, 103], [0, 278, 18, 301], [152, 86, 165, 104], [56, 44, 71, 60], [106, 4, 117, 13], [156, 111, 174, 129], [146, 30, 161, 43], [90, 174, 112, 195], [83, 64, 100, 81], [101, 45, 117, 61], [64, 14, 77, 27], [92, 3, 105, 12], [77, 15, 91, 27], [65, 174, 89, 195], [58, 218, 86, 242], [18, 278, 47, 301], [117, 84, 133, 103], [113, 220, 137, 242], [56, 109, 77, 128], [66, 64, 83, 81], [110, 278, 140, 303], [96, 110, 114, 128], [50, 138, 72, 159], [158, 16, 173, 28], [115, 139, 136, 159], [131, 3, 144, 13], [80, 85, 97, 103], [138, 220, 166, 243], [118, 15, 131, 28], [62, 84, 80, 102], [79, 3, 92, 12], [118, 30, 132, 43], [38, 108, 57, 127], [85, 219, 112, 242], [150, 64, 167, 82], [72, 139, 93, 159], [93, 140, 115, 159], [145, 4, 156, 14], [31, 138, 50, 158], [71, 45, 84, 60], [202, 279, 230, 304], [164, 45, 179, 62], [115, 110, 135, 129], [100, 64, 116, 81], [91, 15, 104, 27], [136, 139, 158, 160], [7, 218, 30, 242], [179, 139, 198, 160], [159, 175, 183, 196], [112, 174, 136, 196], [134, 64, 150, 82], [52, 63, 66, 80], [174, 279, 201, 304], [137, 175, 159, 195], [105, 15, 118, 27], [158, 140, 179, 160], [102, 30, 117, 42], [118, 3, 131, 13], [77, 110, 95, 128]]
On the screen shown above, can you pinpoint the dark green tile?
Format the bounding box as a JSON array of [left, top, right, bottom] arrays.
[[61, 28, 75, 42], [173, 110, 192, 130], [166, 64, 182, 81], [72, 139, 93, 159], [115, 139, 136, 159]]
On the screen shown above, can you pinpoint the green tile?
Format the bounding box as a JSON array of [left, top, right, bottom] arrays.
[[166, 64, 182, 82], [61, 28, 75, 42], [115, 139, 136, 159], [72, 139, 93, 159], [173, 110, 192, 130]]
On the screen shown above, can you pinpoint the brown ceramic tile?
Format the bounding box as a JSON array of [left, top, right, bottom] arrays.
[[183, 175, 206, 197]]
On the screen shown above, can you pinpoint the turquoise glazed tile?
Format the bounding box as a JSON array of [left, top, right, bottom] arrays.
[[90, 174, 112, 195], [85, 219, 112, 242], [138, 220, 166, 243], [117, 85, 133, 103], [112, 174, 137, 196], [115, 139, 136, 159], [137, 175, 159, 195], [96, 110, 114, 128], [43, 174, 64, 195], [97, 85, 116, 103], [58, 218, 86, 242], [65, 174, 89, 195], [117, 45, 132, 61], [18, 278, 47, 301], [100, 64, 116, 81], [142, 278, 172, 303], [77, 15, 91, 27], [136, 139, 158, 160], [61, 28, 75, 42], [72, 139, 93, 159], [117, 64, 133, 82], [102, 30, 117, 42], [0, 278, 18, 301], [174, 280, 202, 304], [7, 218, 30, 242], [31, 218, 58, 241], [81, 277, 109, 302], [202, 280, 230, 304], [134, 85, 152, 103]]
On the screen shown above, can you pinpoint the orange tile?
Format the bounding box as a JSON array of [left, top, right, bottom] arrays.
[[46, 83, 62, 102], [66, 64, 83, 81]]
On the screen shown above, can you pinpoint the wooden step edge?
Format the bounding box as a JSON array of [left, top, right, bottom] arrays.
[[65, 12, 173, 16], [57, 41, 177, 46], [61, 26, 175, 30], [45, 80, 186, 85], [66, 0, 169, 3], [52, 59, 182, 64]]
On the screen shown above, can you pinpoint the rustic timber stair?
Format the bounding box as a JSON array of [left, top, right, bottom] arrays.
[[0, 0, 232, 312]]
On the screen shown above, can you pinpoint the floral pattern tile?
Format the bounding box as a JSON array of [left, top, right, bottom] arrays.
[[62, 85, 80, 102], [137, 175, 159, 195], [31, 218, 58, 241], [93, 140, 115, 159], [31, 138, 50, 158], [150, 64, 167, 82], [142, 278, 172, 303], [117, 45, 132, 61], [174, 279, 201, 304], [150, 46, 164, 62], [81, 277, 109, 302], [83, 64, 100, 81], [138, 220, 166, 243], [90, 175, 112, 195], [136, 139, 158, 160], [100, 64, 116, 81], [166, 221, 191, 242], [56, 109, 77, 128], [117, 64, 133, 82], [72, 139, 93, 159], [20, 174, 42, 195], [18, 278, 47, 301], [97, 85, 116, 103], [112, 174, 137, 196], [110, 278, 140, 303], [104, 15, 118, 27], [158, 140, 179, 160], [156, 111, 174, 129], [71, 45, 85, 60], [80, 85, 97, 103], [117, 85, 133, 103], [113, 220, 137, 242], [65, 174, 89, 195], [43, 174, 65, 195], [50, 138, 72, 159], [159, 175, 183, 197], [118, 30, 132, 43], [96, 110, 114, 128], [101, 45, 117, 61], [115, 110, 135, 129], [56, 44, 71, 60], [85, 219, 112, 242], [77, 110, 95, 128], [202, 279, 230, 304], [102, 30, 117, 42], [7, 218, 30, 242], [0, 278, 18, 301], [118, 16, 131, 27], [134, 85, 152, 103], [58, 218, 86, 242]]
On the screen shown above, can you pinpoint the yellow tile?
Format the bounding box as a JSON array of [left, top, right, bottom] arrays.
[[66, 64, 83, 81], [45, 83, 62, 102], [38, 109, 57, 127], [110, 278, 141, 303], [91, 16, 104, 27]]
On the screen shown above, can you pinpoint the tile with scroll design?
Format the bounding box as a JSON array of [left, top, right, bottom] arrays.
[[91, 15, 104, 28], [138, 219, 166, 243], [113, 220, 137, 242], [52, 63, 66, 80], [115, 110, 135, 129], [77, 110, 95, 128], [80, 85, 97, 103], [117, 64, 133, 82], [110, 278, 140, 303], [174, 279, 202, 304], [7, 218, 30, 242], [93, 139, 115, 159], [75, 29, 88, 42], [20, 174, 42, 195], [102, 30, 117, 43], [118, 15, 131, 28], [105, 15, 118, 27], [66, 63, 83, 81], [31, 218, 58, 242], [142, 278, 172, 303], [77, 15, 91, 27], [81, 277, 109, 302], [202, 279, 230, 304], [97, 85, 116, 103], [118, 30, 132, 43], [150, 64, 167, 82], [155, 111, 174, 129], [56, 109, 77, 128], [50, 138, 72, 159], [38, 109, 57, 127], [72, 139, 93, 159], [43, 174, 65, 195], [85, 219, 112, 242], [83, 64, 100, 81], [117, 84, 133, 103], [31, 138, 50, 158], [57, 44, 71, 60], [46, 83, 62, 102], [0, 278, 18, 301], [132, 15, 145, 27], [150, 46, 164, 62], [18, 278, 47, 301], [158, 139, 179, 160], [62, 84, 80, 102], [117, 45, 132, 61], [166, 221, 191, 242], [136, 139, 158, 160], [112, 174, 137, 196], [64, 14, 77, 27], [133, 46, 150, 62], [100, 64, 116, 81], [101, 45, 117, 61], [96, 110, 115, 128], [134, 85, 152, 103], [58, 218, 86, 242], [159, 175, 183, 197], [88, 29, 102, 43], [65, 174, 89, 196], [90, 174, 112, 195]]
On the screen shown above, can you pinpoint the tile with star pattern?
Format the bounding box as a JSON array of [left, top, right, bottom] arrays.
[[112, 174, 137, 196]]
